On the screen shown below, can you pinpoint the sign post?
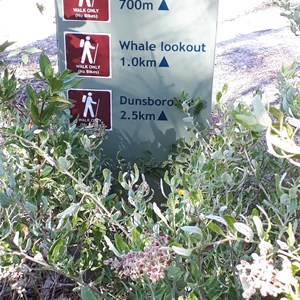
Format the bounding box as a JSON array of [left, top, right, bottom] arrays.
[[55, 0, 219, 161]]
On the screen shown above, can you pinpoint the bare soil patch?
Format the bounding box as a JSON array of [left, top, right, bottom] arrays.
[[214, 0, 300, 103]]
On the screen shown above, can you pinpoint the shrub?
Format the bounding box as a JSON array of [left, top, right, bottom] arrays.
[[274, 0, 300, 35], [0, 48, 299, 299]]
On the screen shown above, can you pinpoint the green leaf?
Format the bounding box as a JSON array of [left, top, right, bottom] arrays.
[[48, 238, 66, 263], [50, 100, 71, 111], [58, 156, 71, 171], [30, 103, 40, 125], [0, 192, 13, 208], [104, 235, 121, 257], [102, 169, 112, 197], [131, 228, 142, 249], [26, 84, 37, 102], [33, 72, 44, 81], [33, 129, 43, 135], [256, 205, 271, 235], [268, 133, 300, 155], [269, 106, 284, 124], [133, 163, 140, 183], [153, 202, 171, 229], [1, 222, 11, 239], [114, 233, 129, 253], [252, 94, 272, 127], [0, 40, 15, 52], [207, 222, 226, 237], [21, 53, 29, 65], [9, 173, 16, 188], [172, 246, 193, 257], [134, 290, 144, 300], [25, 201, 37, 214], [39, 53, 51, 77], [252, 216, 264, 238], [13, 231, 20, 247], [222, 83, 228, 94], [60, 77, 82, 91], [41, 105, 55, 124], [41, 166, 53, 177], [287, 222, 296, 247], [57, 69, 72, 80], [206, 215, 227, 226], [60, 70, 78, 82], [7, 48, 21, 57], [216, 91, 222, 102], [287, 116, 300, 128], [49, 78, 63, 95], [251, 208, 259, 217], [187, 293, 198, 300], [33, 252, 46, 263], [221, 172, 234, 186], [183, 117, 194, 123], [234, 114, 258, 126], [26, 47, 41, 54], [166, 266, 182, 279], [45, 64, 54, 79], [234, 222, 254, 240], [192, 98, 203, 118], [66, 186, 76, 200], [57, 203, 80, 219], [224, 215, 236, 234], [24, 238, 32, 252], [47, 95, 72, 104], [81, 286, 102, 300], [181, 226, 202, 235]]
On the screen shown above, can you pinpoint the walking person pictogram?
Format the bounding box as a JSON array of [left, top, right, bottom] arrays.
[[78, 0, 95, 7], [65, 33, 109, 77], [82, 92, 99, 118], [80, 36, 98, 64]]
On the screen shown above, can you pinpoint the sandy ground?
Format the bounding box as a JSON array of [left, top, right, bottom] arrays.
[[0, 0, 299, 103], [215, 0, 300, 103], [0, 0, 56, 47]]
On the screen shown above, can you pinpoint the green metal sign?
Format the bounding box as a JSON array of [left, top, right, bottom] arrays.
[[55, 0, 219, 161]]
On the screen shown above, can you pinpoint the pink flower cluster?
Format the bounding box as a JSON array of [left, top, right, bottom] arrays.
[[237, 254, 283, 299], [237, 241, 287, 300], [105, 234, 171, 284]]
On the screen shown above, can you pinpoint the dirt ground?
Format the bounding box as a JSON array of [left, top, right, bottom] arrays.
[[0, 0, 299, 104], [215, 0, 300, 104]]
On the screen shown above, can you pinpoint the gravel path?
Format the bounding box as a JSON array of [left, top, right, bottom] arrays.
[[0, 0, 299, 105]]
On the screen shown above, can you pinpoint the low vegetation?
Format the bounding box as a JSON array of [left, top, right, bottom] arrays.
[[0, 2, 299, 298]]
